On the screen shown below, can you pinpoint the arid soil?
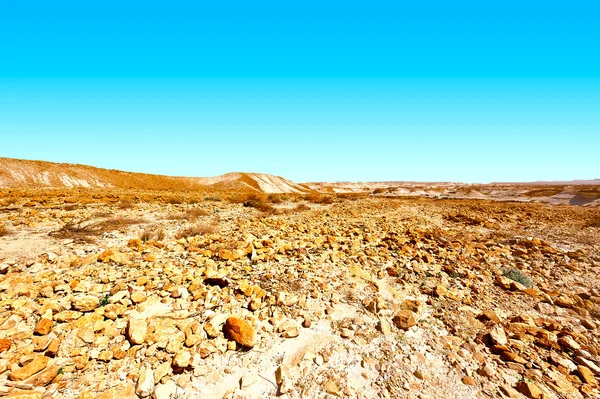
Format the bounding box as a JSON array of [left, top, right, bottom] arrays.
[[1, 189, 600, 399]]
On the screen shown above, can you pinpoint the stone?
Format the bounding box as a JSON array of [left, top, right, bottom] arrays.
[[489, 326, 507, 346], [24, 364, 59, 386], [9, 356, 49, 381], [392, 310, 417, 330], [577, 365, 597, 385], [173, 350, 191, 368], [127, 318, 147, 345], [0, 338, 11, 353], [224, 317, 256, 347], [515, 381, 542, 399], [462, 376, 476, 386], [34, 318, 53, 335], [72, 296, 99, 312], [154, 380, 184, 399], [136, 366, 155, 398]]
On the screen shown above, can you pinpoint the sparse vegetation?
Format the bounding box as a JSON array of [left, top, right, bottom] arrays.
[[117, 199, 135, 209], [140, 225, 166, 242], [0, 222, 10, 237], [304, 193, 334, 204], [175, 222, 219, 239], [502, 268, 532, 288], [99, 294, 110, 307], [51, 216, 143, 242]]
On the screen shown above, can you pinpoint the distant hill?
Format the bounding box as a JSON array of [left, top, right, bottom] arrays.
[[0, 157, 312, 194]]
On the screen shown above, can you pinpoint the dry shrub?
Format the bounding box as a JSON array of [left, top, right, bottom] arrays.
[[244, 199, 276, 214], [117, 199, 135, 209], [586, 216, 600, 228], [51, 216, 143, 242], [167, 207, 210, 221], [337, 192, 367, 201], [294, 203, 311, 212], [0, 222, 10, 237], [63, 204, 78, 211], [304, 193, 334, 204], [166, 196, 185, 205], [204, 196, 221, 202], [176, 222, 219, 239], [185, 208, 210, 218], [140, 225, 166, 242]]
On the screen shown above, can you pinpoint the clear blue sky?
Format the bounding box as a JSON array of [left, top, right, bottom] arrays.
[[0, 1, 598, 182]]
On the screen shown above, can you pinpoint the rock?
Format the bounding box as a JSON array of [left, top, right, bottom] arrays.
[[127, 318, 147, 345], [558, 335, 580, 351], [173, 350, 191, 368], [577, 365, 597, 385], [0, 338, 11, 353], [224, 317, 256, 347], [462, 376, 476, 386], [154, 380, 184, 399], [24, 364, 59, 386], [9, 356, 49, 381], [516, 381, 542, 399], [153, 361, 172, 383], [392, 310, 417, 330], [34, 318, 53, 335], [499, 385, 521, 398], [489, 326, 507, 346], [72, 295, 99, 312], [136, 366, 155, 398], [4, 392, 43, 399]]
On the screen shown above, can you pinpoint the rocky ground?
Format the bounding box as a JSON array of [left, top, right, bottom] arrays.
[[1, 192, 599, 398]]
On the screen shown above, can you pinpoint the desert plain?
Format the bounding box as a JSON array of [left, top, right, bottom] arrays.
[[0, 158, 600, 399]]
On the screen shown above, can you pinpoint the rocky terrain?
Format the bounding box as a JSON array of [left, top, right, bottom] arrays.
[[1, 186, 599, 399]]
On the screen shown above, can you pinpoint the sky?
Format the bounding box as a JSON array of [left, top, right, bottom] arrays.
[[0, 1, 598, 183]]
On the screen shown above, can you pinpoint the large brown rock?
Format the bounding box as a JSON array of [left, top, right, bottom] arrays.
[[392, 310, 417, 330], [224, 317, 256, 347]]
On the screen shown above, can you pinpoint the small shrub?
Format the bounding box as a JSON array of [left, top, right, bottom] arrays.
[[204, 196, 221, 202], [0, 223, 10, 237], [503, 268, 532, 288], [585, 216, 600, 228], [185, 208, 210, 218], [175, 222, 219, 239], [304, 193, 334, 204], [99, 294, 110, 307], [243, 199, 276, 214], [117, 199, 135, 209], [140, 226, 166, 242], [294, 203, 311, 212], [51, 217, 143, 242], [63, 204, 78, 211]]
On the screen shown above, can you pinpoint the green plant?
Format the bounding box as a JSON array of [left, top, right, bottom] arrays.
[[99, 294, 110, 307], [503, 268, 532, 288]]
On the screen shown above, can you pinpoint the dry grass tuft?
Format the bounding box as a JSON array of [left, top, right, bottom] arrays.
[[586, 216, 600, 228], [117, 199, 135, 209], [167, 207, 210, 221], [140, 225, 166, 242], [304, 193, 335, 204], [175, 222, 219, 239], [51, 216, 143, 242], [0, 222, 10, 237]]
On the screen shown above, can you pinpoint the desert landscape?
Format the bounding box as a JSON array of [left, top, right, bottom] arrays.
[[0, 158, 599, 399]]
